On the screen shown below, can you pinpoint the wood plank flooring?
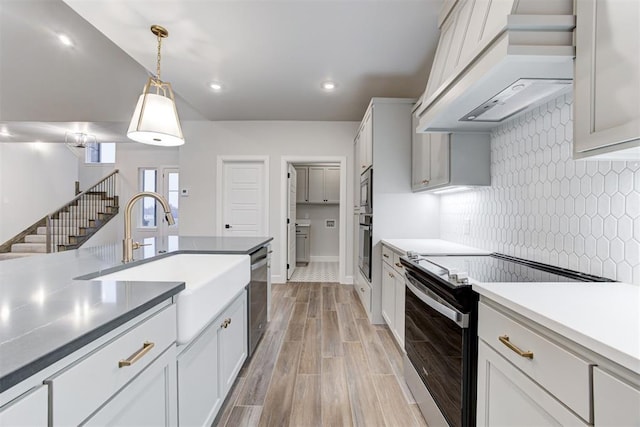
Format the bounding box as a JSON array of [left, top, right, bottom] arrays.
[[214, 282, 427, 427]]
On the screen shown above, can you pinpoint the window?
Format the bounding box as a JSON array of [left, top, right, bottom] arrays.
[[167, 171, 179, 226], [140, 169, 157, 227], [85, 142, 116, 164]]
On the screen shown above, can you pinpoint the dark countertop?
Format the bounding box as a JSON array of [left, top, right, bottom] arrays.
[[0, 235, 272, 393]]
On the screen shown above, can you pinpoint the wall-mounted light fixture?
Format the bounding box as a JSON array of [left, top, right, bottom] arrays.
[[127, 25, 184, 147]]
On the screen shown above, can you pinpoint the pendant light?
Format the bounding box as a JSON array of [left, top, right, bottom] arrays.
[[127, 25, 184, 146]]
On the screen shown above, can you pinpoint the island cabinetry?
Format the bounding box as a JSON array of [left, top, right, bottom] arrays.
[[0, 385, 48, 426], [177, 290, 247, 427], [46, 304, 178, 426]]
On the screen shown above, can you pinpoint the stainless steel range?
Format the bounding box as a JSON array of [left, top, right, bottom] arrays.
[[400, 253, 612, 427]]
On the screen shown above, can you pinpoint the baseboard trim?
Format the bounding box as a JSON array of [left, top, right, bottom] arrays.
[[309, 256, 339, 262], [271, 274, 285, 284], [342, 275, 353, 285]]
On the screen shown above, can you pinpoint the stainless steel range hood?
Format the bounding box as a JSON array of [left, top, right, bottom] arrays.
[[415, 3, 576, 133]]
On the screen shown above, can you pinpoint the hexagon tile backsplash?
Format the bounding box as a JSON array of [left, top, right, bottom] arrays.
[[440, 93, 640, 284]]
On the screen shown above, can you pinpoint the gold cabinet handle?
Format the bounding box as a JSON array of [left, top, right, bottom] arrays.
[[383, 254, 389, 258], [499, 335, 534, 359], [119, 341, 155, 368], [360, 287, 365, 292], [221, 318, 232, 329], [422, 179, 429, 184], [395, 262, 403, 268], [388, 272, 394, 278]]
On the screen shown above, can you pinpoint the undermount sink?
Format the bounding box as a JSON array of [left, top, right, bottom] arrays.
[[94, 254, 250, 344]]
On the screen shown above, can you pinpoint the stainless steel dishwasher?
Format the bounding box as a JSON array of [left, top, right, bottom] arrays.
[[248, 246, 269, 357]]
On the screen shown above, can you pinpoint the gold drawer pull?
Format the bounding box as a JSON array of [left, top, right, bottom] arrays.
[[383, 254, 389, 258], [119, 341, 155, 368], [388, 272, 394, 278], [360, 287, 365, 292], [499, 335, 534, 359], [395, 262, 403, 268], [221, 318, 232, 329]]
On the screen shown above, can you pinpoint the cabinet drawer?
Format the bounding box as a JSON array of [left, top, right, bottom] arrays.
[[382, 245, 394, 266], [48, 305, 177, 426], [392, 253, 406, 276], [355, 279, 371, 315], [478, 302, 593, 421]]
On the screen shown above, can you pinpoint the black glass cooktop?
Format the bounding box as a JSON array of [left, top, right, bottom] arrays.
[[408, 253, 612, 286]]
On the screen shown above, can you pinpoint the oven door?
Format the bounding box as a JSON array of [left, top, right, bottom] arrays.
[[358, 217, 372, 281], [404, 272, 475, 427], [360, 169, 372, 214]]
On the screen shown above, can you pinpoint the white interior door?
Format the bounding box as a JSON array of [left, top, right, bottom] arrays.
[[287, 164, 297, 280], [222, 161, 266, 236]]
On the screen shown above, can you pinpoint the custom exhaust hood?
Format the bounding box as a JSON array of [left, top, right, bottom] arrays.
[[415, 1, 576, 133]]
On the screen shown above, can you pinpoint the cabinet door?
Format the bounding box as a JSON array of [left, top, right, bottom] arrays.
[[594, 368, 640, 426], [381, 262, 396, 329], [296, 233, 305, 262], [307, 167, 325, 203], [354, 135, 361, 206], [574, 0, 640, 155], [0, 385, 48, 427], [361, 111, 373, 171], [177, 317, 222, 427], [477, 340, 589, 427], [324, 167, 340, 203], [412, 112, 431, 190], [429, 133, 450, 188], [84, 346, 177, 427], [393, 274, 405, 348], [219, 292, 248, 395], [295, 167, 308, 203]]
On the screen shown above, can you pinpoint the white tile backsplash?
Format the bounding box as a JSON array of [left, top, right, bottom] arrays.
[[440, 93, 640, 284]]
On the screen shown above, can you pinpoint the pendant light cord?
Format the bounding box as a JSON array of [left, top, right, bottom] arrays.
[[156, 33, 162, 81]]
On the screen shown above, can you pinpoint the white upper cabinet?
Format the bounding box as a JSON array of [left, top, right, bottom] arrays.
[[358, 110, 373, 172], [295, 167, 309, 203], [573, 0, 640, 159], [306, 166, 340, 204]]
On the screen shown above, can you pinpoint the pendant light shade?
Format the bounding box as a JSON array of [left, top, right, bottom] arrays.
[[127, 25, 184, 147]]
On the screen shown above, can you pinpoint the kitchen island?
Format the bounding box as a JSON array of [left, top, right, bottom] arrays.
[[0, 236, 272, 425]]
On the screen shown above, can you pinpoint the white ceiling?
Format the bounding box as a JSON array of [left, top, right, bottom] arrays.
[[0, 0, 442, 142]]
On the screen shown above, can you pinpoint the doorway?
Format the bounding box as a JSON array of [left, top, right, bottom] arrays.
[[280, 156, 347, 284], [216, 156, 270, 236], [137, 166, 179, 252]]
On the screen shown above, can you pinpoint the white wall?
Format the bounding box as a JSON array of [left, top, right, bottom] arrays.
[[179, 120, 359, 282], [297, 204, 339, 259], [441, 93, 640, 284], [0, 143, 78, 242]]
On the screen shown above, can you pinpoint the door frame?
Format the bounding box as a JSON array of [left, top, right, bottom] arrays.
[[216, 155, 270, 236], [280, 156, 348, 284]]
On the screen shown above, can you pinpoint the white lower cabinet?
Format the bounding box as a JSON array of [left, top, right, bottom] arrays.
[[83, 345, 177, 427], [177, 290, 247, 427], [477, 340, 588, 427], [594, 367, 640, 426], [47, 304, 177, 426], [0, 385, 48, 427], [380, 244, 406, 348]]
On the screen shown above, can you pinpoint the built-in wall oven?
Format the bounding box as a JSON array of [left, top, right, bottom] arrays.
[[401, 253, 612, 427], [358, 214, 372, 281]]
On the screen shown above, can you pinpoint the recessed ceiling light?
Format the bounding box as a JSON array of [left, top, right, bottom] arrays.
[[58, 33, 73, 47], [209, 82, 222, 91], [321, 81, 336, 91]]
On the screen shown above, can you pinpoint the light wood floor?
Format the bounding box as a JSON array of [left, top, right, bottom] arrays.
[[213, 282, 428, 427]]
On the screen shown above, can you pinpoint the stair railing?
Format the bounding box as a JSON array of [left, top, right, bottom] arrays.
[[46, 170, 119, 253]]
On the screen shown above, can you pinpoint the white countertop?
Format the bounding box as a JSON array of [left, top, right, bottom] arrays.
[[381, 238, 491, 255], [473, 281, 640, 375]]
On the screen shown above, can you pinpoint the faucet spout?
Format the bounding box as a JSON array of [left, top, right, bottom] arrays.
[[122, 191, 175, 263]]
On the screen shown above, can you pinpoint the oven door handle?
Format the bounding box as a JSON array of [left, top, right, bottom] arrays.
[[406, 278, 469, 328]]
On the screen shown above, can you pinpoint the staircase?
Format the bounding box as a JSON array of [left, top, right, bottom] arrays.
[[0, 170, 119, 259]]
